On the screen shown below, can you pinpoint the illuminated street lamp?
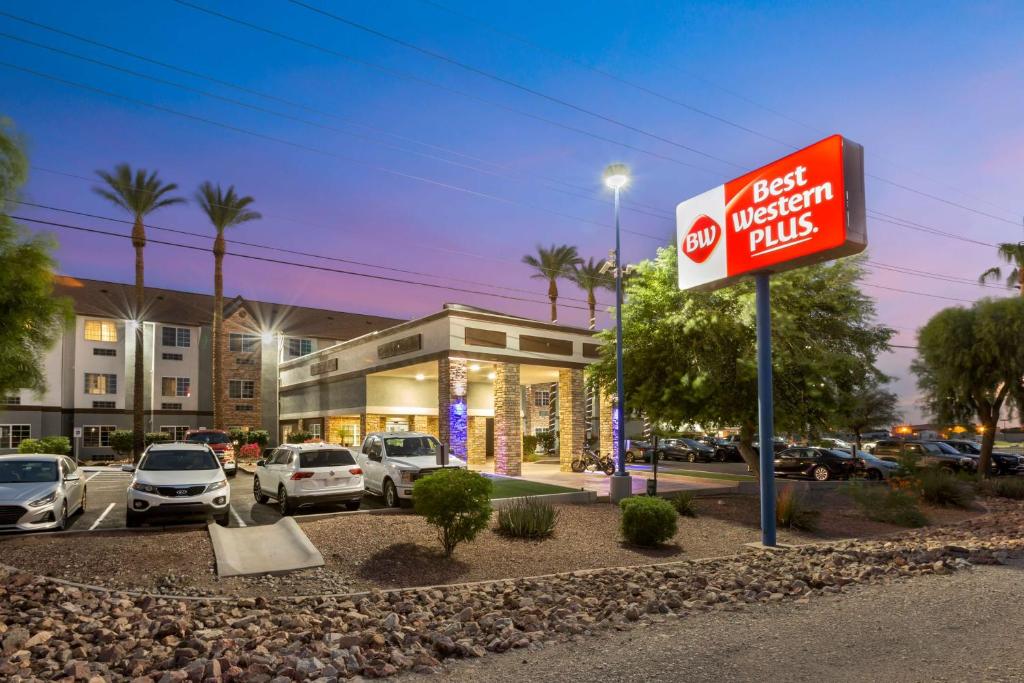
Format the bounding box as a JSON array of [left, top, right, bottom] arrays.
[[603, 163, 632, 502]]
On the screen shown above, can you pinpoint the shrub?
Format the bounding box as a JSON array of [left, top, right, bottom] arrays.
[[523, 434, 539, 455], [496, 497, 558, 539], [286, 430, 314, 444], [670, 491, 698, 518], [847, 482, 928, 527], [919, 469, 975, 508], [239, 443, 261, 460], [776, 488, 820, 531], [16, 438, 41, 454], [145, 432, 171, 446], [108, 430, 134, 455], [979, 477, 1024, 500], [536, 431, 555, 454], [413, 469, 493, 557], [620, 496, 677, 547], [247, 429, 270, 447], [229, 427, 248, 446], [523, 450, 541, 463]]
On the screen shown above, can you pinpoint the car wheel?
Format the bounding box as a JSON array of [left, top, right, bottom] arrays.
[[812, 465, 831, 481], [345, 500, 361, 511], [77, 487, 87, 514], [384, 480, 400, 508], [278, 487, 294, 515], [55, 503, 68, 531], [687, 451, 697, 463], [253, 476, 269, 504], [625, 451, 636, 463], [125, 510, 142, 528], [215, 512, 230, 527], [865, 469, 882, 481], [227, 469, 237, 478]]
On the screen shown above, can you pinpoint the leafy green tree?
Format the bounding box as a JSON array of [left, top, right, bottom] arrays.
[[571, 257, 614, 329], [978, 242, 1024, 295], [836, 382, 901, 453], [588, 246, 892, 476], [522, 244, 582, 322], [413, 468, 493, 557], [195, 182, 261, 429], [912, 297, 1024, 477], [0, 119, 72, 398], [94, 164, 184, 460]]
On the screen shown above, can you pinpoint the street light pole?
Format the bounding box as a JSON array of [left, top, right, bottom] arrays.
[[604, 163, 632, 503]]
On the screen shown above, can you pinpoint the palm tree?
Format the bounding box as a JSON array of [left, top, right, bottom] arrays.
[[979, 242, 1024, 295], [195, 182, 261, 429], [522, 244, 582, 323], [571, 257, 614, 330], [94, 165, 184, 460]]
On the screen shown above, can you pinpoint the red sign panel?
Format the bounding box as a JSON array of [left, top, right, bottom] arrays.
[[677, 135, 866, 291]]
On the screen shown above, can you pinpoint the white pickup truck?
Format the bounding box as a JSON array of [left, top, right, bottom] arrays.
[[356, 431, 466, 507]]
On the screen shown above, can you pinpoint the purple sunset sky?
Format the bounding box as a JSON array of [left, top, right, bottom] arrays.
[[2, 1, 1022, 423]]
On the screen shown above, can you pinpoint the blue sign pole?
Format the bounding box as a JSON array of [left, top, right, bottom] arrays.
[[755, 272, 777, 546]]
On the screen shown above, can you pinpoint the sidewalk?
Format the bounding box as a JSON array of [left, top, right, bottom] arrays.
[[476, 461, 739, 498]]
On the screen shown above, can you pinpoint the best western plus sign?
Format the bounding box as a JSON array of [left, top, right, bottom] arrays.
[[676, 134, 867, 292]]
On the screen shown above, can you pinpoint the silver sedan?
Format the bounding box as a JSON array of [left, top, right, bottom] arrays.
[[0, 454, 86, 532]]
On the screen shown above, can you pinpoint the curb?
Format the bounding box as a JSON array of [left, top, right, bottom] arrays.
[[490, 489, 596, 508]]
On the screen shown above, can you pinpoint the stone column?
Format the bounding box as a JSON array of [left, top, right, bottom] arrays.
[[493, 363, 522, 476], [598, 387, 616, 459], [557, 368, 586, 472], [467, 416, 487, 468], [438, 357, 468, 459], [411, 414, 432, 435]]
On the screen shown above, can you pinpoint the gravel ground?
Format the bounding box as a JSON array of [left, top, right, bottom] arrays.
[[426, 558, 1024, 683]]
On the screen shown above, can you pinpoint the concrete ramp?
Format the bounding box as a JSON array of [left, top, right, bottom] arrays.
[[209, 517, 324, 577]]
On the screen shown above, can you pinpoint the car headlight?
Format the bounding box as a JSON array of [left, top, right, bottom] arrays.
[[398, 470, 415, 484], [28, 491, 57, 507], [131, 482, 158, 493], [206, 479, 228, 493]]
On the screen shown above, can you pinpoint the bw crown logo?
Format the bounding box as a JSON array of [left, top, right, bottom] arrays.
[[681, 214, 721, 264]]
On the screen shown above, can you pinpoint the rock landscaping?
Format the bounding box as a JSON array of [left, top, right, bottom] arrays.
[[1, 499, 1022, 681]]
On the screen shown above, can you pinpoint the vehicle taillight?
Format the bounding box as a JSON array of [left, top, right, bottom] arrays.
[[349, 467, 362, 475], [290, 471, 314, 480]]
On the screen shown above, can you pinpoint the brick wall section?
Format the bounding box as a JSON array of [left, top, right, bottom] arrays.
[[438, 357, 468, 458], [410, 414, 439, 438], [523, 384, 551, 436], [598, 387, 616, 460], [467, 416, 487, 468], [363, 414, 387, 435], [221, 311, 261, 429], [493, 362, 522, 476], [557, 368, 586, 472]]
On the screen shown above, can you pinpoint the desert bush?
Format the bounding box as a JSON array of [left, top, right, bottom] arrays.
[[17, 436, 71, 455], [919, 469, 975, 508], [496, 497, 558, 539], [413, 469, 493, 557], [670, 491, 698, 518], [979, 477, 1024, 500], [522, 434, 539, 454], [108, 430, 134, 455], [847, 482, 928, 527], [620, 496, 677, 547], [776, 488, 820, 531]]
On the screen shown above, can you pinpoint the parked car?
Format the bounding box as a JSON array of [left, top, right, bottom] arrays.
[[774, 447, 861, 481], [818, 437, 853, 450], [844, 449, 899, 480], [254, 443, 364, 514], [936, 439, 1024, 476], [124, 442, 230, 527], [0, 454, 86, 532], [869, 440, 976, 473], [624, 440, 653, 463], [184, 429, 237, 477], [657, 438, 716, 463], [357, 432, 466, 507], [715, 435, 789, 462]]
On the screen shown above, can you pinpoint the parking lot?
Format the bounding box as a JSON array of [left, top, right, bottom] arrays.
[[58, 466, 385, 532]]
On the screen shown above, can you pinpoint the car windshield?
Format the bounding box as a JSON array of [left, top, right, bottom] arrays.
[[931, 442, 963, 455], [950, 441, 980, 454], [186, 432, 231, 444], [140, 450, 219, 471], [299, 449, 356, 468], [680, 438, 706, 449], [0, 460, 58, 483], [920, 443, 946, 455], [384, 436, 441, 457]]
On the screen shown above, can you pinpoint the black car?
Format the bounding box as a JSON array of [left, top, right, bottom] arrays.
[[774, 447, 861, 481], [870, 440, 976, 474], [935, 439, 1024, 476], [657, 438, 717, 463], [715, 436, 789, 463]]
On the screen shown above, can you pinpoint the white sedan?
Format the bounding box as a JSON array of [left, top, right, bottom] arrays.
[[0, 454, 86, 532]]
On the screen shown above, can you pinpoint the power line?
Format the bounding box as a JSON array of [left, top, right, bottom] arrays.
[[861, 283, 978, 304]]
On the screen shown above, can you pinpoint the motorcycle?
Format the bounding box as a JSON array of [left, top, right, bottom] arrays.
[[570, 448, 616, 475]]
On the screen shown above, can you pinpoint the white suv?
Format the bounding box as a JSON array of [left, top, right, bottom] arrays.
[[253, 443, 364, 515], [125, 442, 230, 527], [357, 432, 465, 507]]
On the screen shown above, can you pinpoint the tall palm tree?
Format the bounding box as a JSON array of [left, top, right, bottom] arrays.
[[979, 242, 1024, 295], [571, 257, 614, 330], [522, 244, 582, 323], [94, 165, 184, 460], [195, 182, 261, 429]]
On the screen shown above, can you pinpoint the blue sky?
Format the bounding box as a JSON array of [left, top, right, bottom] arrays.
[[2, 0, 1022, 422]]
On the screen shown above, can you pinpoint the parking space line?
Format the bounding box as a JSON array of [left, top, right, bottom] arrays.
[[89, 502, 115, 530], [229, 506, 247, 527]]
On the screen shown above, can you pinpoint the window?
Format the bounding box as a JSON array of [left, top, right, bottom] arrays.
[[287, 338, 313, 358], [162, 352, 183, 361], [92, 400, 115, 409], [1, 396, 19, 405], [83, 319, 117, 342], [161, 326, 191, 348], [84, 373, 117, 395], [309, 422, 322, 439], [93, 348, 116, 357], [534, 390, 550, 407], [229, 379, 255, 399], [161, 426, 189, 441], [338, 424, 360, 447], [82, 425, 115, 448], [235, 405, 254, 412], [161, 402, 182, 410], [229, 333, 259, 352], [0, 424, 30, 448], [161, 377, 191, 397]]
